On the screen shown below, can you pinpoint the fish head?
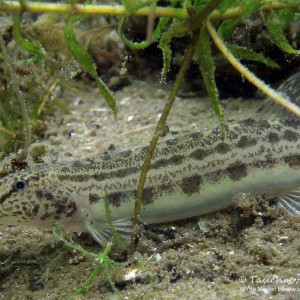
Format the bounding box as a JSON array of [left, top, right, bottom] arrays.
[[0, 168, 77, 229]]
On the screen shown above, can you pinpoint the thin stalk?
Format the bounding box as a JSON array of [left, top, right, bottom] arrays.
[[73, 263, 103, 296], [146, 0, 157, 42], [38, 79, 59, 116], [128, 29, 201, 255], [206, 19, 300, 117], [0, 1, 187, 18], [0, 32, 31, 159], [0, 1, 299, 18], [53, 228, 116, 296]]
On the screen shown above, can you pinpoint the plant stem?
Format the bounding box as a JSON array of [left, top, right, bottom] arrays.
[[206, 18, 300, 117], [0, 1, 187, 18], [128, 29, 201, 255], [0, 1, 299, 18], [74, 263, 103, 296], [0, 32, 31, 159]]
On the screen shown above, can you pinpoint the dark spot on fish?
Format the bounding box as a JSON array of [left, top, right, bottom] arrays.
[[139, 147, 148, 158], [283, 129, 299, 142], [226, 127, 239, 140], [85, 158, 94, 164], [56, 203, 66, 215], [35, 190, 44, 199], [108, 191, 123, 207], [226, 161, 247, 182], [166, 139, 178, 146], [44, 193, 53, 200], [41, 211, 52, 220], [169, 155, 184, 165], [89, 193, 100, 204], [120, 150, 132, 158], [72, 161, 83, 168], [239, 118, 258, 127], [32, 204, 39, 217], [66, 201, 77, 217], [180, 174, 202, 196], [283, 154, 300, 169], [12, 211, 22, 216], [252, 155, 278, 169], [236, 136, 257, 149], [239, 118, 271, 129], [116, 167, 139, 178], [282, 118, 300, 129], [105, 144, 116, 155], [53, 201, 69, 220], [215, 142, 231, 154], [22, 204, 28, 212], [195, 130, 205, 138], [258, 119, 271, 129], [268, 132, 280, 144], [142, 187, 155, 205], [101, 154, 112, 161], [57, 174, 89, 182], [93, 167, 141, 181], [92, 174, 106, 181], [160, 183, 174, 194], [151, 155, 184, 169], [204, 169, 223, 182], [0, 188, 17, 204], [24, 209, 33, 218], [190, 148, 211, 161], [150, 158, 169, 169]]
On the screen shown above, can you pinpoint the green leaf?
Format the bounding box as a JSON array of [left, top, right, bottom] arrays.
[[218, 0, 264, 40], [121, 0, 150, 15], [158, 35, 172, 83], [118, 18, 150, 49], [219, 0, 238, 15], [13, 13, 45, 62], [64, 16, 117, 115], [118, 16, 170, 50], [265, 9, 300, 55], [196, 26, 226, 138], [158, 19, 189, 82], [227, 44, 279, 68]]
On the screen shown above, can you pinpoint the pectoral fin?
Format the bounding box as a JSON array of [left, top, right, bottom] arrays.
[[81, 208, 132, 245], [278, 187, 300, 216]]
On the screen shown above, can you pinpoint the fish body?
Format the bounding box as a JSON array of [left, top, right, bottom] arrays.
[[0, 117, 299, 243], [1, 72, 300, 244]]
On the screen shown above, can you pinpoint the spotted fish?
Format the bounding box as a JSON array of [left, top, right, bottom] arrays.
[[0, 73, 300, 244]]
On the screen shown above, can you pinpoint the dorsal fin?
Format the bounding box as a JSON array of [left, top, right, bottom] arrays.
[[256, 72, 300, 120]]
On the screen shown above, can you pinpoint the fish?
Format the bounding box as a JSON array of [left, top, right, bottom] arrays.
[[0, 73, 300, 244]]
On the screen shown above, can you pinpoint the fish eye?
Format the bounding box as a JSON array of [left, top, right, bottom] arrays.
[[16, 180, 26, 190]]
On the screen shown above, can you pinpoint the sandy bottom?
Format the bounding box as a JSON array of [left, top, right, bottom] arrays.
[[0, 78, 299, 299]]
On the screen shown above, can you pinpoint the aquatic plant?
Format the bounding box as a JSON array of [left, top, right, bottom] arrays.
[[52, 193, 125, 297], [1, 0, 300, 296], [52, 231, 117, 297]]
